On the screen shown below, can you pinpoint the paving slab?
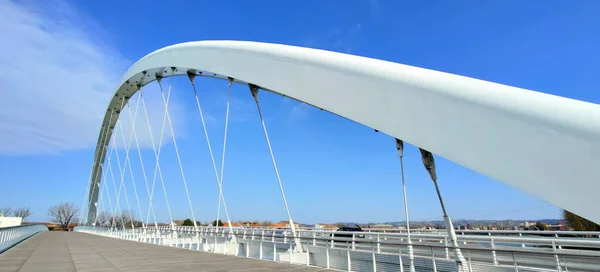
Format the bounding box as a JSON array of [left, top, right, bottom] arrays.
[[0, 232, 332, 272]]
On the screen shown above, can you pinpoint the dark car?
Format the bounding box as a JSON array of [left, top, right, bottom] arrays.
[[331, 225, 365, 240]]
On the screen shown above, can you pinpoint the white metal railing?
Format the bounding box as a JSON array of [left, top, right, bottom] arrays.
[[361, 228, 600, 239], [0, 224, 48, 253], [75, 225, 600, 271], [145, 226, 600, 251], [151, 225, 600, 239]]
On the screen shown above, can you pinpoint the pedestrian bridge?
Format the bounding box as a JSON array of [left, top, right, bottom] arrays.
[[3, 41, 600, 272], [0, 231, 330, 272], [2, 224, 600, 271]]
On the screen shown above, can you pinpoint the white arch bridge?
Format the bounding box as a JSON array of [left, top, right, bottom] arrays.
[[15, 41, 600, 272], [87, 40, 600, 225]]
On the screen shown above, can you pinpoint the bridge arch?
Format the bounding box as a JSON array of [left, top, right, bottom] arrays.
[[87, 40, 600, 224]]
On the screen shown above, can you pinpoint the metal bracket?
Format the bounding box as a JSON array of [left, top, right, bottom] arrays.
[[396, 138, 404, 157], [419, 148, 437, 181], [187, 70, 196, 83], [249, 84, 259, 101]]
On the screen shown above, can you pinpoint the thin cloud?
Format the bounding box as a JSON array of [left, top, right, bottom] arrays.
[[0, 0, 185, 155]]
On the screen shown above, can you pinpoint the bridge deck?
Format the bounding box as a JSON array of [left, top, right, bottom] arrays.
[[0, 232, 331, 272]]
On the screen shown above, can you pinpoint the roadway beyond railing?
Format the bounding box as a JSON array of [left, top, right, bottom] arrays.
[[0, 224, 48, 253], [75, 226, 600, 272]]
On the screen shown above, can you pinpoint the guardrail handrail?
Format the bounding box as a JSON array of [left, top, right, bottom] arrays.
[[0, 224, 48, 253], [102, 225, 600, 246], [76, 225, 600, 271], [76, 225, 600, 256]]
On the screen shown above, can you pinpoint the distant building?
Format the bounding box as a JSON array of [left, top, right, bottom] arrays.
[[0, 215, 22, 227], [520, 221, 532, 229], [315, 224, 337, 229], [222, 222, 259, 227], [548, 222, 567, 231], [369, 224, 394, 229], [236, 221, 261, 227], [270, 220, 299, 229]]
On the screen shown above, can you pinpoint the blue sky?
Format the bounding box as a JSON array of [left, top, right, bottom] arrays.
[[1, 0, 598, 224]]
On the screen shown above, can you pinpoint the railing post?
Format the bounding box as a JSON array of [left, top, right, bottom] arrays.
[[399, 248, 404, 272], [467, 251, 474, 272], [245, 242, 249, 258], [519, 232, 525, 247], [273, 241, 277, 261], [326, 242, 330, 269], [259, 240, 263, 259], [331, 233, 334, 248], [197, 233, 201, 251], [491, 238, 498, 265], [306, 242, 310, 266], [552, 240, 562, 272], [376, 233, 381, 253], [312, 230, 316, 246], [512, 251, 519, 272], [444, 237, 450, 260], [555, 234, 563, 249], [372, 249, 377, 272], [352, 233, 356, 250], [347, 245, 352, 271], [289, 243, 293, 263], [431, 247, 437, 272]]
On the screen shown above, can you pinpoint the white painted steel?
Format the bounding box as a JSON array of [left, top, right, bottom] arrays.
[[87, 41, 600, 225], [75, 226, 600, 272], [0, 224, 48, 253]]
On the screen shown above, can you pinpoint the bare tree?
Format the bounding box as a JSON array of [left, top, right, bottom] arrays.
[[109, 210, 135, 229], [260, 220, 273, 226], [120, 210, 135, 228], [14, 207, 32, 220], [48, 202, 79, 229], [0, 207, 12, 217], [95, 211, 110, 226]]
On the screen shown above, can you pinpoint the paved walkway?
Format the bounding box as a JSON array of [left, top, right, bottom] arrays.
[[0, 232, 331, 272]]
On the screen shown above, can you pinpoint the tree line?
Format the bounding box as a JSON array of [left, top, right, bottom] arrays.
[[6, 202, 599, 232], [0, 206, 32, 220]]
